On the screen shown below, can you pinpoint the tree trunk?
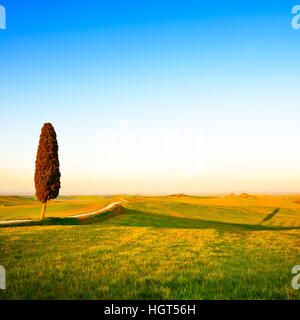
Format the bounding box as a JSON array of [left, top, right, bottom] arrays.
[[41, 201, 47, 220]]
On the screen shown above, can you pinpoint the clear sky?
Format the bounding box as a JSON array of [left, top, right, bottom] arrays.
[[0, 0, 300, 195]]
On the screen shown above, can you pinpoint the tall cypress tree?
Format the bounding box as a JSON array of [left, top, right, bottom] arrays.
[[34, 123, 61, 220]]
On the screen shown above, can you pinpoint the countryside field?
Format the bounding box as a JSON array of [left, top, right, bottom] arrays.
[[0, 194, 300, 299]]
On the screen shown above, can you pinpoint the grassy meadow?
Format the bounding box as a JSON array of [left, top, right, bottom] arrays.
[[1, 194, 300, 299], [0, 195, 113, 221]]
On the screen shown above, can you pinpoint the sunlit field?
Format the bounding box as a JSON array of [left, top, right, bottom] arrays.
[[0, 196, 114, 221], [1, 194, 300, 299]]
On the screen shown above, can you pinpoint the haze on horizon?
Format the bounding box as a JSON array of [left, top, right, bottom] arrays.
[[1, 1, 300, 195]]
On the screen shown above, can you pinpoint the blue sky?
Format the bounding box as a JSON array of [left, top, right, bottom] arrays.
[[0, 1, 300, 194]]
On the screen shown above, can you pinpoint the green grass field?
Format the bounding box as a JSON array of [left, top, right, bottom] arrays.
[[0, 195, 113, 220], [1, 194, 300, 299]]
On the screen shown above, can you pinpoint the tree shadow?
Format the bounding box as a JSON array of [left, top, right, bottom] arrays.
[[107, 208, 300, 233], [260, 208, 280, 224], [1, 206, 299, 233]]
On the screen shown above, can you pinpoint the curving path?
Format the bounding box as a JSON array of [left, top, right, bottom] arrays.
[[0, 200, 124, 225], [0, 219, 32, 225], [69, 201, 121, 218]]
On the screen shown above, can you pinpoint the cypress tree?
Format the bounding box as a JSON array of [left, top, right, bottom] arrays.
[[34, 123, 61, 220]]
